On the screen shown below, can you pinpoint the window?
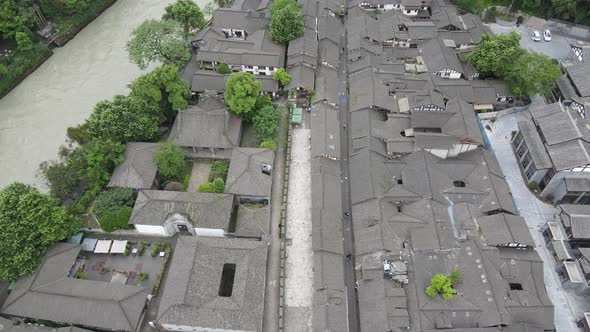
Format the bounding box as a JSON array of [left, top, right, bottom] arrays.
[[453, 181, 466, 187], [218, 264, 236, 297], [509, 283, 523, 290]]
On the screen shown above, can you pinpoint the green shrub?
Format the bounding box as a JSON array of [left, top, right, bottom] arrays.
[[99, 207, 132, 232], [209, 161, 229, 182], [151, 243, 161, 257], [77, 272, 87, 279], [260, 140, 277, 151], [155, 142, 186, 181], [425, 272, 461, 300], [92, 188, 135, 219], [197, 178, 225, 193], [217, 62, 231, 74], [138, 272, 149, 282], [100, 266, 110, 274], [0, 43, 50, 97], [253, 105, 281, 143], [138, 242, 146, 256], [528, 181, 539, 191]]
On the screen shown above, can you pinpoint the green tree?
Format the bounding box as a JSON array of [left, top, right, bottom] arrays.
[[39, 157, 84, 201], [0, 0, 32, 39], [99, 206, 132, 232], [551, 0, 575, 21], [504, 51, 560, 97], [64, 0, 88, 14], [253, 105, 281, 143], [466, 32, 525, 78], [203, 2, 215, 17], [209, 160, 229, 182], [129, 64, 191, 118], [15, 31, 32, 52], [163, 0, 205, 36], [224, 72, 260, 117], [92, 188, 135, 219], [127, 19, 190, 70], [273, 68, 291, 86], [0, 183, 79, 280], [0, 63, 7, 77], [425, 273, 461, 300], [155, 142, 186, 181], [270, 4, 304, 45], [270, 0, 299, 16], [260, 140, 277, 150], [87, 95, 160, 143], [255, 94, 272, 110], [197, 178, 225, 193], [82, 139, 126, 190], [217, 62, 231, 74]]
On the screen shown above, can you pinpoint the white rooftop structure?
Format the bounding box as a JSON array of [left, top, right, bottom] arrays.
[[110, 240, 128, 254], [94, 240, 112, 254]]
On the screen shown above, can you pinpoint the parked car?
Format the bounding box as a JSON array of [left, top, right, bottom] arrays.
[[531, 30, 541, 41], [544, 29, 552, 41]]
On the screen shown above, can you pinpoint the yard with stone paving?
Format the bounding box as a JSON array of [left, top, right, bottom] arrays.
[[79, 241, 168, 289]]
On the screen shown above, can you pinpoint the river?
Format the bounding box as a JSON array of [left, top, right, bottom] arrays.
[[0, 0, 188, 190]]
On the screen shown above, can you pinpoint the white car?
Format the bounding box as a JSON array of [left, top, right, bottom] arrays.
[[543, 29, 552, 41], [531, 30, 541, 42]]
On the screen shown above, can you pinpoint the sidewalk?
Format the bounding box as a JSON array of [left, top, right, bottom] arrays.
[[484, 111, 589, 331]]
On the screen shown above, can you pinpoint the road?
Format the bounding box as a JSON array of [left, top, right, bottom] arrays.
[[337, 12, 361, 332]]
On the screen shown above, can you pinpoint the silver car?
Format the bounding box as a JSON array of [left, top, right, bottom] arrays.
[[532, 30, 541, 42], [544, 29, 552, 41]]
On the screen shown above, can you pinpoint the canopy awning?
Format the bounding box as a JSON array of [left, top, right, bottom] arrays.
[[81, 238, 98, 252], [94, 240, 112, 254], [110, 240, 128, 254]]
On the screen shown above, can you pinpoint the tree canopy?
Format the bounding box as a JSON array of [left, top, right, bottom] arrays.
[[155, 142, 186, 181], [425, 272, 461, 300], [0, 0, 32, 39], [504, 51, 561, 97], [87, 95, 160, 142], [127, 19, 190, 70], [224, 72, 261, 117], [217, 62, 231, 74], [129, 64, 191, 118], [254, 105, 281, 143], [466, 32, 524, 78], [197, 178, 225, 193], [15, 31, 32, 52], [163, 0, 205, 36], [0, 183, 79, 280], [273, 68, 291, 86], [270, 3, 304, 45]]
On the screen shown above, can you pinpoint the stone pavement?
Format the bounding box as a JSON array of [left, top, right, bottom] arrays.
[[484, 110, 590, 331]]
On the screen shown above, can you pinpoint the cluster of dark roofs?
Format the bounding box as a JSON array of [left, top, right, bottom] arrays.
[[304, 0, 555, 330]]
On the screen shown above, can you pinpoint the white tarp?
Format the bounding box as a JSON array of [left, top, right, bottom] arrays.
[[94, 240, 112, 254], [110, 240, 128, 254]]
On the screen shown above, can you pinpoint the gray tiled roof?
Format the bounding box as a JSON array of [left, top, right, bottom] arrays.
[[0, 317, 93, 332], [477, 214, 535, 247], [155, 236, 267, 331], [349, 67, 395, 112], [311, 102, 341, 159], [516, 121, 553, 170], [225, 147, 275, 197], [169, 106, 242, 149], [565, 61, 590, 97], [129, 190, 235, 229], [286, 63, 316, 90], [287, 30, 318, 67], [108, 142, 158, 190], [1, 244, 149, 331]]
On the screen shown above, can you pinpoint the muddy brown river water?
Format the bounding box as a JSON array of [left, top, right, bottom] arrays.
[[0, 0, 187, 190]]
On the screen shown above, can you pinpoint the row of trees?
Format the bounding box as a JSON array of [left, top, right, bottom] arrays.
[[466, 32, 560, 97]]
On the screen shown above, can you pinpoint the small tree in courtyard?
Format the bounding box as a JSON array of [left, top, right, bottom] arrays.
[[224, 72, 260, 118], [425, 272, 462, 300], [155, 142, 186, 182], [273, 68, 291, 86]]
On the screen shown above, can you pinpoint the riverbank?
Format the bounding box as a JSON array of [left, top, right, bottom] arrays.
[[0, 0, 176, 190], [0, 0, 118, 99]]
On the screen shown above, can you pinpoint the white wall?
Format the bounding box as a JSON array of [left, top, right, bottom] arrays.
[[135, 224, 167, 236]]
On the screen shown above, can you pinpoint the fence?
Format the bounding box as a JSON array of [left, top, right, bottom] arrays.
[[547, 19, 590, 42]]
